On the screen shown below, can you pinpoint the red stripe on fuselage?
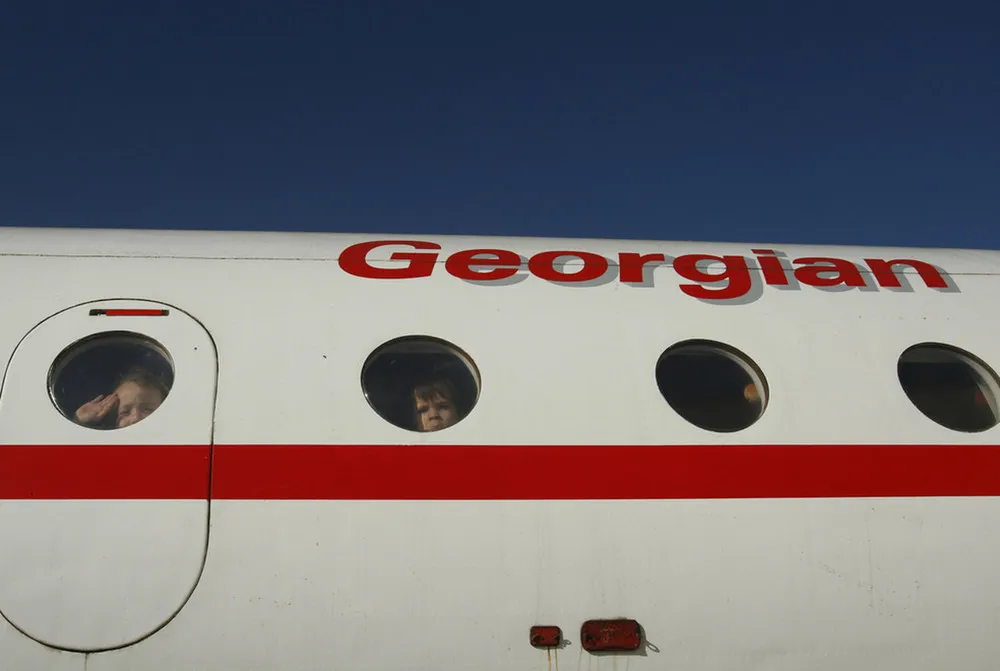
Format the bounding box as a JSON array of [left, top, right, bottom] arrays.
[[1, 444, 998, 500], [0, 445, 210, 499]]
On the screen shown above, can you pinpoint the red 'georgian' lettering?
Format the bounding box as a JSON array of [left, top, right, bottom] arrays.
[[751, 249, 790, 286], [619, 253, 667, 283], [335, 239, 954, 300], [673, 254, 752, 300], [445, 249, 522, 281], [529, 251, 609, 283], [339, 240, 440, 279], [793, 257, 867, 287], [864, 259, 948, 289]]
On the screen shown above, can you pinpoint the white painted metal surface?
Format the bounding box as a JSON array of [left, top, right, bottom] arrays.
[[0, 299, 216, 651], [0, 227, 997, 671]]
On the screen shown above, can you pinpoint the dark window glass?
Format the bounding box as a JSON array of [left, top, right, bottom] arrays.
[[898, 344, 999, 433], [362, 336, 480, 433], [656, 340, 767, 433], [49, 331, 174, 430]]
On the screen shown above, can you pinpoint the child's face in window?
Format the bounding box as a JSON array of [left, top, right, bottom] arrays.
[[114, 381, 164, 428], [415, 389, 457, 432]]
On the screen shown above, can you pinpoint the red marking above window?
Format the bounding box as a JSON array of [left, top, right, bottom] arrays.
[[529, 626, 561, 649], [89, 309, 170, 317], [581, 619, 641, 652]]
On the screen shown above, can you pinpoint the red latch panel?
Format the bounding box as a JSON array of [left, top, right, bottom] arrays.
[[530, 625, 562, 648], [581, 619, 641, 652]]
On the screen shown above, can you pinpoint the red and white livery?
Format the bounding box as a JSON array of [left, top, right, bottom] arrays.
[[1, 226, 998, 671]]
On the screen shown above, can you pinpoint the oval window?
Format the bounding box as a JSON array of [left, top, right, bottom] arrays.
[[656, 340, 767, 433], [897, 343, 1000, 433], [48, 331, 175, 430], [362, 336, 480, 432]]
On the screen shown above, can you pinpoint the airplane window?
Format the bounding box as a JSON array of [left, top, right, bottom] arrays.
[[362, 336, 480, 433], [655, 340, 768, 433], [897, 344, 1000, 433], [48, 331, 175, 431]]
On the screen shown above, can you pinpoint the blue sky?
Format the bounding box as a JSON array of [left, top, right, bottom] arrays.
[[1, 2, 997, 248]]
